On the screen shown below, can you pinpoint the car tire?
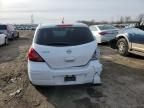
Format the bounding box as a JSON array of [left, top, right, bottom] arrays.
[[5, 37, 8, 45], [17, 32, 19, 38], [117, 38, 129, 56], [11, 34, 14, 40], [29, 81, 43, 88]]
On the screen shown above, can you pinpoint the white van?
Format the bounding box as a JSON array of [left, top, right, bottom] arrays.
[[0, 24, 19, 40]]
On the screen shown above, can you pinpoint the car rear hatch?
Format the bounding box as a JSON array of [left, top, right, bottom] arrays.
[[33, 26, 96, 69]]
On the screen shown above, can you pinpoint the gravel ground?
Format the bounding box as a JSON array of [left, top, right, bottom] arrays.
[[0, 31, 144, 108]]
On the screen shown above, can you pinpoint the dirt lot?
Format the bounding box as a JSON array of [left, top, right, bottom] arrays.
[[0, 31, 144, 108]]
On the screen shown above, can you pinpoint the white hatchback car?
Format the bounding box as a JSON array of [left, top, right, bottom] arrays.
[[0, 32, 8, 46], [89, 25, 118, 43], [28, 23, 102, 86]]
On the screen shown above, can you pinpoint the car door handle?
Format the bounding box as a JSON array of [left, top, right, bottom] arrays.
[[64, 57, 75, 62]]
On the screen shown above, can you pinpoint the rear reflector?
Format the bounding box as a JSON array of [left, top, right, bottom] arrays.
[[57, 24, 73, 27], [28, 48, 44, 62]]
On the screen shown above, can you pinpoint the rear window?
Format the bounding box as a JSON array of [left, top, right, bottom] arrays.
[[90, 26, 98, 31], [0, 25, 7, 30], [35, 27, 94, 46], [98, 25, 116, 30]]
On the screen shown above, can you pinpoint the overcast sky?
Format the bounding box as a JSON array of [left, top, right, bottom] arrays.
[[0, 0, 144, 24]]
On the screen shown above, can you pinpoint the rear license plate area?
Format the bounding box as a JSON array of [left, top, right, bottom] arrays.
[[64, 75, 76, 82]]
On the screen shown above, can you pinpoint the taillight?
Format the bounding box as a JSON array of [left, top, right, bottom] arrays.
[[99, 32, 107, 35], [28, 48, 44, 62], [91, 48, 100, 60]]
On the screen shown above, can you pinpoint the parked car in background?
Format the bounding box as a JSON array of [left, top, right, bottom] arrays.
[[28, 23, 102, 86], [0, 32, 8, 46], [0, 24, 19, 40], [14, 24, 38, 30], [110, 28, 144, 56], [89, 24, 118, 43], [135, 21, 144, 31]]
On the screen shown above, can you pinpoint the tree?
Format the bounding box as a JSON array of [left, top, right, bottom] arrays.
[[125, 16, 131, 23], [136, 14, 144, 26], [120, 16, 124, 24], [138, 14, 144, 22]]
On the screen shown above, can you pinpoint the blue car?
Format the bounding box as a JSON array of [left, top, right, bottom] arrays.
[[110, 28, 144, 56]]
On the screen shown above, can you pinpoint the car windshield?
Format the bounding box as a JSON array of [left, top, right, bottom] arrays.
[[98, 25, 117, 30], [0, 25, 7, 30], [35, 27, 94, 46]]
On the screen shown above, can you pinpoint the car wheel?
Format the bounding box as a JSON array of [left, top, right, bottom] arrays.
[[5, 37, 8, 45], [11, 34, 14, 40], [117, 38, 129, 56], [17, 32, 19, 38]]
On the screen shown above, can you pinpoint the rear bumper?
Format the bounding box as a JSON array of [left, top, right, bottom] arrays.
[[101, 35, 115, 43], [28, 60, 102, 86], [95, 35, 115, 43]]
